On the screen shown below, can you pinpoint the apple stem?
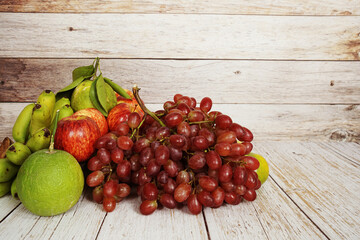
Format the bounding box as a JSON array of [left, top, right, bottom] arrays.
[[49, 110, 60, 153], [132, 85, 166, 127]]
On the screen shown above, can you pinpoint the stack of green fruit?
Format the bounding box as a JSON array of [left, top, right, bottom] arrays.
[[0, 90, 75, 198]]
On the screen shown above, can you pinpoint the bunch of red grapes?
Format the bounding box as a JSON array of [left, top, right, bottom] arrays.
[[86, 91, 261, 215]]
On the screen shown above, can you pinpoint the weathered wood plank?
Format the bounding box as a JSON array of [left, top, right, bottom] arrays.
[[0, 195, 20, 221], [204, 178, 327, 240], [0, 13, 359, 60], [255, 142, 360, 239], [1, 59, 359, 104], [1, 103, 359, 142], [318, 142, 360, 165], [96, 195, 208, 239], [0, 188, 106, 239], [1, 0, 359, 16]]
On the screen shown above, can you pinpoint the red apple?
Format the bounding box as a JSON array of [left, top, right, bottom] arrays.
[[107, 103, 132, 132], [109, 90, 144, 132], [54, 115, 101, 162], [73, 108, 108, 136]]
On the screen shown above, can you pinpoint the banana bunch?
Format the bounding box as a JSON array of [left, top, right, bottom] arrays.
[[0, 90, 74, 198]]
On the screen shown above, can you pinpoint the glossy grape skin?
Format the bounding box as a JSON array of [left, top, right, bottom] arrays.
[[198, 176, 218, 192], [159, 193, 177, 209], [242, 156, 260, 171], [218, 164, 233, 183], [142, 182, 159, 201], [229, 123, 245, 140], [86, 170, 105, 187], [165, 112, 183, 128], [241, 127, 254, 142], [198, 128, 215, 147], [139, 147, 154, 167], [230, 143, 247, 156], [163, 178, 177, 194], [115, 122, 130, 136], [176, 170, 190, 185], [133, 138, 151, 153], [173, 93, 183, 102], [146, 160, 161, 177], [215, 114, 232, 129], [243, 142, 253, 155], [155, 127, 171, 140], [117, 183, 131, 198], [187, 194, 202, 215], [157, 171, 169, 185], [192, 136, 209, 151], [243, 188, 257, 201], [224, 192, 242, 205], [103, 180, 118, 198], [188, 153, 206, 170], [92, 186, 104, 203], [164, 160, 179, 178], [155, 145, 170, 165], [164, 101, 176, 111], [200, 97, 212, 113], [244, 171, 258, 189], [205, 151, 222, 170], [169, 134, 187, 149], [211, 187, 225, 208], [110, 147, 124, 163], [117, 136, 133, 150], [97, 148, 111, 164], [215, 143, 231, 156], [233, 166, 248, 186], [140, 200, 158, 215], [116, 160, 131, 178], [187, 110, 205, 122], [103, 197, 116, 212], [174, 183, 192, 203], [216, 131, 237, 144], [87, 156, 104, 171], [128, 112, 142, 129], [177, 121, 191, 137], [197, 190, 214, 207]]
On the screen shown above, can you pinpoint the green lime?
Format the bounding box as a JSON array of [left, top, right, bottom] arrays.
[[247, 152, 269, 185], [16, 149, 84, 216]]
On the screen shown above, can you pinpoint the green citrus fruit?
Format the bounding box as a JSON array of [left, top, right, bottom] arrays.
[[16, 149, 84, 216], [71, 80, 95, 112], [247, 152, 269, 185], [71, 80, 117, 112]]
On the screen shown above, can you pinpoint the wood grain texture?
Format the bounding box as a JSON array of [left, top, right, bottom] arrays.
[[1, 0, 359, 16], [204, 178, 326, 240], [1, 58, 360, 104], [255, 142, 360, 239], [0, 13, 359, 60], [96, 195, 208, 239], [0, 196, 20, 221], [318, 142, 360, 164], [1, 103, 359, 142], [0, 188, 106, 239]]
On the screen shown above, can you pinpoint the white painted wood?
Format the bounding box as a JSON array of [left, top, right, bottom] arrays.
[[1, 59, 359, 104], [255, 142, 360, 239], [0, 13, 359, 60], [0, 195, 20, 221], [96, 195, 208, 240], [318, 142, 360, 164], [1, 103, 359, 142], [0, 188, 106, 239], [1, 0, 359, 15], [204, 178, 327, 240]]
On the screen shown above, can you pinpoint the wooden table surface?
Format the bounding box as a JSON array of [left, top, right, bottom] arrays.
[[1, 0, 360, 239], [0, 141, 359, 239]]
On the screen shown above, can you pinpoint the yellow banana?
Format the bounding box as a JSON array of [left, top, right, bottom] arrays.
[[12, 103, 35, 143], [26, 128, 51, 152], [0, 158, 19, 182], [0, 181, 12, 197], [37, 90, 55, 118], [28, 103, 52, 136]]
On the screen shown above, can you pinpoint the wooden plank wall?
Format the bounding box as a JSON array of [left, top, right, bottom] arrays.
[[0, 1, 359, 142]]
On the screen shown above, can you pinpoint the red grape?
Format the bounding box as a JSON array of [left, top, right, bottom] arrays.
[[200, 97, 212, 113], [86, 171, 105, 187], [140, 200, 158, 215], [187, 194, 202, 215], [103, 197, 116, 212]]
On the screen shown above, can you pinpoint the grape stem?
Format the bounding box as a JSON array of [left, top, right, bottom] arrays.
[[132, 85, 166, 127]]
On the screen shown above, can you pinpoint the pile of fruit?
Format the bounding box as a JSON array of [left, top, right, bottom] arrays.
[[0, 58, 269, 216]]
